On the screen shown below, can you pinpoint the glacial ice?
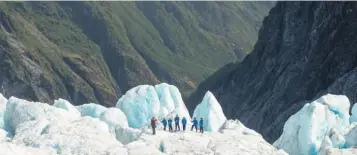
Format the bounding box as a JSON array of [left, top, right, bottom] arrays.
[[344, 123, 357, 147], [274, 94, 357, 155], [350, 103, 357, 123], [76, 103, 107, 118], [100, 108, 129, 129], [4, 97, 79, 134], [193, 91, 227, 132], [116, 83, 191, 129], [157, 83, 191, 121], [0, 93, 7, 129], [53, 98, 80, 117], [0, 83, 289, 155], [116, 85, 160, 128]]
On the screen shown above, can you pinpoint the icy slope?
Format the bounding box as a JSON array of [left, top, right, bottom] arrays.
[[274, 94, 357, 155]]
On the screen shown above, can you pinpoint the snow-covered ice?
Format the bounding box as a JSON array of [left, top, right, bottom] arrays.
[[0, 83, 288, 155], [193, 91, 227, 132], [129, 119, 287, 155]]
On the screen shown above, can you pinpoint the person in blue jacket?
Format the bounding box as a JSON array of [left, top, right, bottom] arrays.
[[182, 117, 187, 131], [191, 117, 198, 132], [199, 118, 204, 133], [162, 118, 167, 131], [174, 114, 180, 131], [168, 118, 173, 132]]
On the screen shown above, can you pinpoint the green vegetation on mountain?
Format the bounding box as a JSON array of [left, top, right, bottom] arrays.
[[0, 1, 273, 106]]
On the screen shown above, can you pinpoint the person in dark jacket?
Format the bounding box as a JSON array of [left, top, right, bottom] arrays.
[[151, 117, 157, 135], [199, 118, 204, 133], [174, 115, 180, 131], [168, 118, 173, 132], [162, 118, 167, 131], [191, 117, 198, 132], [182, 117, 187, 131]]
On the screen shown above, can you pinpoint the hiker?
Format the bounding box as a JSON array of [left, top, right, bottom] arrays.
[[182, 117, 187, 131], [191, 117, 198, 132], [168, 117, 173, 132], [151, 117, 158, 135], [174, 114, 180, 131], [162, 118, 167, 131], [199, 118, 204, 133]]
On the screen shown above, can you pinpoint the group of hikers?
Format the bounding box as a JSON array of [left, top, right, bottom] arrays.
[[150, 115, 204, 135]]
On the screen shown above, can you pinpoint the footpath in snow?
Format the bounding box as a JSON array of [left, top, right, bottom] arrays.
[[0, 83, 286, 155]]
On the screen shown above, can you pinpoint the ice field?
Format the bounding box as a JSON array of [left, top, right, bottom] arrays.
[[1, 83, 357, 154]]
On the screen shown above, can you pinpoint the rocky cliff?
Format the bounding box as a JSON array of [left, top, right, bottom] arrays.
[[193, 1, 357, 143]]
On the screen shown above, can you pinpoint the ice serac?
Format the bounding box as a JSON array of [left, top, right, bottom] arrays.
[[53, 98, 80, 117], [0, 93, 7, 129], [76, 103, 107, 118], [116, 85, 160, 128], [155, 83, 175, 118], [116, 83, 190, 129], [193, 91, 227, 132], [100, 108, 128, 129], [4, 97, 79, 134], [273, 94, 350, 155], [166, 84, 191, 120]]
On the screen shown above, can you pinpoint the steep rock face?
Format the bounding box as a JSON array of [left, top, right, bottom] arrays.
[[203, 2, 357, 143], [0, 2, 273, 106]]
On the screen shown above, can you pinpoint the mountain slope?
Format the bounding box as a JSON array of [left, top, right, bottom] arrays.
[[193, 1, 357, 143], [0, 1, 274, 106]]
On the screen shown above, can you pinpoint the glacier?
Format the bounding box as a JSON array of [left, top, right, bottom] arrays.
[[350, 103, 357, 123], [116, 83, 191, 128], [274, 94, 357, 155], [0, 83, 287, 155], [0, 93, 7, 129], [193, 91, 227, 132], [76, 103, 107, 118]]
